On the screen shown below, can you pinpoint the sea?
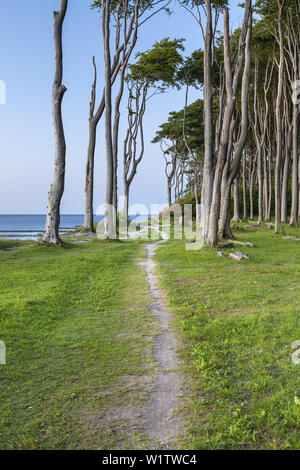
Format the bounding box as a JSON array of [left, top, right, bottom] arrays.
[[0, 214, 104, 240], [0, 214, 148, 240]]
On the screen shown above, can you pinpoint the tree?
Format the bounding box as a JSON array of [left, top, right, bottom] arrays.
[[42, 0, 68, 245], [218, 5, 252, 239], [179, 0, 228, 238], [153, 99, 204, 209], [207, 2, 252, 246], [85, 0, 172, 236], [122, 38, 184, 216]]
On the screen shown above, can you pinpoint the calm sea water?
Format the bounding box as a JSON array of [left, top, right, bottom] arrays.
[[0, 214, 147, 240], [0, 214, 103, 240]]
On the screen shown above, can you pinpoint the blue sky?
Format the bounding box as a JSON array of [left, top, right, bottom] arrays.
[[0, 0, 244, 214]]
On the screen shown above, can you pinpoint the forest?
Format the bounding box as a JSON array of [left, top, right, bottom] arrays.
[[1, 0, 300, 454], [41, 0, 300, 247]]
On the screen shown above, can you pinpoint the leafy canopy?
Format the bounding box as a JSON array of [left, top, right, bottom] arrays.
[[128, 38, 185, 88]]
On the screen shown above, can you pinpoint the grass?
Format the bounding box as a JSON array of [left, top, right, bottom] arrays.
[[0, 239, 156, 450], [2, 222, 300, 450], [155, 222, 300, 450], [0, 239, 33, 250]]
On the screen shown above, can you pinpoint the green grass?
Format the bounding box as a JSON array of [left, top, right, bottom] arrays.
[[155, 222, 300, 450], [0, 239, 156, 450], [2, 223, 300, 450], [0, 239, 33, 250]]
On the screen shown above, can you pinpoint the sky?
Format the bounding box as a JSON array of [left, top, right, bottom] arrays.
[[0, 0, 245, 214]]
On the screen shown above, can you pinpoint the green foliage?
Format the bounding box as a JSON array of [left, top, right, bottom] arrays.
[[176, 49, 204, 87], [128, 38, 185, 88], [181, 0, 228, 10], [153, 99, 204, 153], [91, 0, 172, 17]]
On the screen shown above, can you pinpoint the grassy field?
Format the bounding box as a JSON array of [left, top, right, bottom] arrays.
[[0, 239, 33, 250], [0, 239, 157, 450], [1, 223, 300, 450], [155, 222, 300, 449]]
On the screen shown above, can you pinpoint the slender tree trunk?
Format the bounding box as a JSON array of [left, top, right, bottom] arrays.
[[168, 181, 172, 208], [298, 151, 300, 217], [267, 136, 272, 220], [219, 5, 252, 237], [249, 153, 256, 220], [207, 8, 235, 246], [112, 1, 139, 228], [103, 0, 115, 239], [194, 167, 200, 222], [249, 180, 254, 220], [281, 123, 292, 222], [263, 149, 268, 219], [207, 0, 251, 245], [42, 0, 68, 245], [123, 178, 129, 218], [242, 153, 247, 221], [257, 146, 263, 224], [232, 173, 241, 222], [84, 57, 97, 232], [274, 1, 285, 234], [290, 107, 299, 226], [83, 30, 126, 231], [201, 0, 214, 238]]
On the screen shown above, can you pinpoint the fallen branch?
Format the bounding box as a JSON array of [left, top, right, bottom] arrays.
[[235, 251, 250, 259], [217, 242, 233, 248], [229, 239, 254, 247], [229, 253, 243, 261], [229, 251, 250, 261], [282, 236, 300, 241], [245, 224, 265, 229]]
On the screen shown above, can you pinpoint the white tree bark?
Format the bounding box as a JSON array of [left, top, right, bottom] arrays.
[[201, 0, 214, 239], [42, 0, 68, 245], [208, 1, 251, 245], [219, 6, 252, 238], [103, 0, 115, 239], [274, 1, 285, 234]]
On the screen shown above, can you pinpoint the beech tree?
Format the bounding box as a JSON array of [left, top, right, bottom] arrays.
[[153, 100, 204, 209], [42, 0, 68, 245], [122, 38, 184, 216], [85, 0, 172, 237], [207, 1, 252, 246]]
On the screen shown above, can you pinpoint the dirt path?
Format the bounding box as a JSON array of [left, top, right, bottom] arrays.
[[138, 241, 185, 448]]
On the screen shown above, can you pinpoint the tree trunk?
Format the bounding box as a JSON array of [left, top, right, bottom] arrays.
[[281, 123, 292, 223], [274, 2, 285, 234], [207, 0, 252, 245], [103, 0, 115, 239], [263, 148, 268, 219], [201, 0, 214, 239], [112, 2, 139, 229], [219, 4, 252, 238], [84, 57, 97, 232], [249, 153, 256, 220], [232, 174, 241, 222], [290, 107, 299, 226], [194, 169, 200, 222], [242, 153, 247, 221], [257, 146, 263, 224], [207, 8, 235, 246], [42, 0, 68, 245]]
